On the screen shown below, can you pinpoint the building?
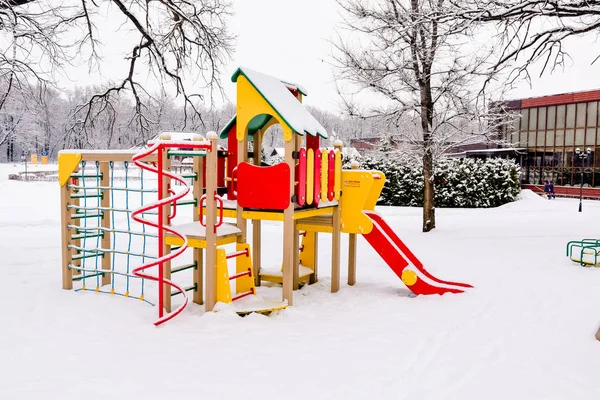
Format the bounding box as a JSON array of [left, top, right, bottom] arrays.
[[499, 89, 600, 195]]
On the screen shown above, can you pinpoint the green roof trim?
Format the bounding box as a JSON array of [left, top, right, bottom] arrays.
[[219, 115, 237, 139], [219, 114, 274, 139]]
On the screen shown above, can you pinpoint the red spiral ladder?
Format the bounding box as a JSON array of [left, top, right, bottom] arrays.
[[131, 139, 212, 326]]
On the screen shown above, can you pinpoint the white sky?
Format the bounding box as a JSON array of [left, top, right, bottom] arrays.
[[53, 0, 600, 114]]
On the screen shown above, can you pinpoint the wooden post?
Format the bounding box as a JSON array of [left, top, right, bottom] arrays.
[[596, 325, 600, 341], [331, 206, 341, 293], [293, 221, 300, 289], [236, 132, 248, 243], [160, 146, 172, 313], [193, 138, 204, 305], [60, 183, 73, 289], [204, 133, 219, 312], [100, 161, 111, 286], [331, 140, 343, 293], [252, 131, 263, 286], [293, 133, 302, 289], [348, 161, 359, 286], [282, 135, 295, 305], [348, 234, 357, 286]]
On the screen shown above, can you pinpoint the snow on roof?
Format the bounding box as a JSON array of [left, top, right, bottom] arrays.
[[231, 66, 327, 139], [280, 80, 307, 97]]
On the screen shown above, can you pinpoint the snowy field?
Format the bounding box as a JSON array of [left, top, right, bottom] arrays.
[[2, 162, 600, 399]]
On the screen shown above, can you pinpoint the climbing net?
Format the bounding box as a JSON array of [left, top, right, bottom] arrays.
[[66, 160, 159, 304]]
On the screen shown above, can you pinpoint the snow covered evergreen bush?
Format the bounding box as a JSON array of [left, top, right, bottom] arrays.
[[348, 154, 520, 208]]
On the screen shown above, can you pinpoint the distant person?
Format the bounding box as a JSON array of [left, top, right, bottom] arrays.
[[543, 180, 550, 199], [549, 181, 556, 199]]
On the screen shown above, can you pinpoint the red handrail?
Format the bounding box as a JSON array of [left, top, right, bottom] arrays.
[[215, 193, 224, 232], [199, 195, 207, 227]]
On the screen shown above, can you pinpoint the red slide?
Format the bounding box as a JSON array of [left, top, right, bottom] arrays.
[[363, 211, 472, 295]]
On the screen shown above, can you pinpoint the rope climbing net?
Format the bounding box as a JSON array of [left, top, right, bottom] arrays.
[[66, 160, 159, 304]]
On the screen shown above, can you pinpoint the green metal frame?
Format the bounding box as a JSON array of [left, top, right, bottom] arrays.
[[565, 239, 600, 266]]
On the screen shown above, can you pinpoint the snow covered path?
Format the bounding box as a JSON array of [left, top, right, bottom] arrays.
[[1, 164, 600, 399]]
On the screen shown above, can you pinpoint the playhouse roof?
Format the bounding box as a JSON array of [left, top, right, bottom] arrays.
[[219, 67, 327, 140]]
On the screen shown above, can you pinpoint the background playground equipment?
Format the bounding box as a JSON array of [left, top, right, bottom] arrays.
[[566, 239, 600, 266], [58, 66, 471, 325]]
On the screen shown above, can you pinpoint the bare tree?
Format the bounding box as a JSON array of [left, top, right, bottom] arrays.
[[452, 1, 600, 86], [333, 0, 506, 232], [0, 0, 234, 143]]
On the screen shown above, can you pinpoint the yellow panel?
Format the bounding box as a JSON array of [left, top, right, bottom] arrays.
[[202, 208, 237, 219], [293, 206, 336, 220], [236, 75, 295, 142], [259, 273, 283, 284], [165, 236, 238, 249], [216, 249, 232, 303], [306, 149, 314, 205], [339, 170, 374, 234], [58, 153, 82, 187], [235, 303, 288, 315], [296, 223, 334, 233], [298, 232, 316, 272], [260, 270, 313, 284], [334, 150, 342, 200], [364, 171, 386, 211], [320, 149, 328, 201], [235, 243, 255, 294], [242, 210, 285, 221]]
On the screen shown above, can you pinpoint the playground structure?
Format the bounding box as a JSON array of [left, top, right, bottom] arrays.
[[566, 239, 600, 266], [58, 66, 472, 326]]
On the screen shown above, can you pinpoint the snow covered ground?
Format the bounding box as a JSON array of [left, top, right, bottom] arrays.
[[2, 163, 600, 399]]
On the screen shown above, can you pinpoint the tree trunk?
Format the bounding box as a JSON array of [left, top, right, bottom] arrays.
[[420, 80, 436, 232], [422, 143, 435, 232]]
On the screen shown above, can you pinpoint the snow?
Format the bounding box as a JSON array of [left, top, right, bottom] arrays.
[[234, 66, 328, 138], [2, 163, 600, 399]]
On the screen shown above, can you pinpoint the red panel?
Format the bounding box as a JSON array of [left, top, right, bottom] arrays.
[[236, 162, 290, 210], [306, 134, 320, 152], [327, 150, 335, 201], [296, 148, 306, 206], [227, 125, 238, 199], [313, 150, 321, 206], [217, 154, 226, 188]]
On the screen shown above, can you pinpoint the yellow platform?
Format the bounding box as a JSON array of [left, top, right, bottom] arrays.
[[222, 296, 288, 316], [165, 221, 242, 248]]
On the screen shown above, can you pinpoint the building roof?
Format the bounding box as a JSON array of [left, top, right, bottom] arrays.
[[221, 66, 327, 140], [503, 88, 600, 110]]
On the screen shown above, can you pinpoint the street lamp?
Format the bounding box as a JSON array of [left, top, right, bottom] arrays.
[[575, 147, 592, 212]]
